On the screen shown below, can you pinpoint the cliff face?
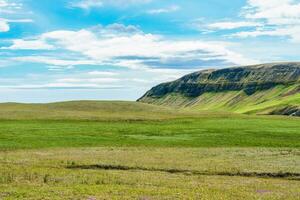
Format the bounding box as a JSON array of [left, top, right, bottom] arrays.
[[138, 63, 300, 116], [139, 63, 300, 99]]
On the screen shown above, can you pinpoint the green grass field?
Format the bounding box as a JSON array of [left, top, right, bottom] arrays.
[[0, 101, 299, 199]]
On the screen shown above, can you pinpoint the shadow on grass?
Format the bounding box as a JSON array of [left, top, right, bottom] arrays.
[[67, 164, 300, 180]]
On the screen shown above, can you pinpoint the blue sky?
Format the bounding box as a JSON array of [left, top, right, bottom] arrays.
[[1, 0, 300, 102]]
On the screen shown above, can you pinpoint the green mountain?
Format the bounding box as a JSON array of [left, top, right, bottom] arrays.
[[138, 62, 300, 116]]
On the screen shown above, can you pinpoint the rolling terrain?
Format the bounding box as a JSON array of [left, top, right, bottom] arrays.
[[0, 101, 181, 121], [139, 62, 300, 116], [0, 101, 299, 150], [0, 99, 299, 199]]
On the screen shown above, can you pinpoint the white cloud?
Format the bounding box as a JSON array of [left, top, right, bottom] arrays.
[[0, 1, 33, 32], [0, 0, 23, 15], [0, 19, 9, 32], [70, 0, 103, 10], [70, 0, 152, 10], [234, 26, 300, 43], [0, 65, 193, 93], [46, 29, 254, 66], [87, 23, 142, 38], [88, 71, 119, 76], [4, 18, 33, 23], [9, 24, 256, 71], [203, 0, 300, 43], [147, 5, 180, 14], [243, 0, 300, 24], [243, 0, 298, 19], [4, 39, 54, 50], [143, 68, 194, 82], [0, 83, 124, 89], [0, 18, 33, 33], [207, 21, 262, 30], [0, 0, 8, 7], [0, 0, 22, 10], [12, 56, 99, 66], [47, 65, 74, 71], [233, 0, 300, 42], [56, 77, 120, 84]]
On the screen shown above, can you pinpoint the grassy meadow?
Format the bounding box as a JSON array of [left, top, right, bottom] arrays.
[[0, 101, 299, 199]]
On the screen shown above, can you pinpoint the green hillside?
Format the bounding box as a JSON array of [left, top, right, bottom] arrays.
[[141, 84, 300, 115], [139, 63, 300, 116]]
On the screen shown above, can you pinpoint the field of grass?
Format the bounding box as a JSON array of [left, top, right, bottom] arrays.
[[1, 147, 300, 199], [0, 101, 299, 199], [0, 115, 300, 150]]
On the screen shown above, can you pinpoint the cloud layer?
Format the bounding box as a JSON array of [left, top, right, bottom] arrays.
[[3, 0, 295, 102], [205, 0, 300, 43], [8, 24, 255, 70], [147, 5, 180, 14], [2, 22, 256, 93], [70, 0, 152, 9], [0, 19, 9, 32], [0, 0, 33, 32]]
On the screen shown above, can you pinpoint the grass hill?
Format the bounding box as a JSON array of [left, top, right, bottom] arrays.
[[138, 62, 300, 116], [0, 92, 299, 199], [0, 101, 184, 121], [0, 100, 299, 150]]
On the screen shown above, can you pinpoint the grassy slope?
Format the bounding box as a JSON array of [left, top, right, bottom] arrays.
[[144, 84, 300, 114]]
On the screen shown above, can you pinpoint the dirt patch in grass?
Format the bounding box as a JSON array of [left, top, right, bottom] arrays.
[[67, 164, 300, 180]]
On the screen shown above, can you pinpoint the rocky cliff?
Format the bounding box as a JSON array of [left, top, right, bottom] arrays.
[[138, 63, 300, 116]]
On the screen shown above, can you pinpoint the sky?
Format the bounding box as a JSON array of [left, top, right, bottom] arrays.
[[0, 0, 300, 102]]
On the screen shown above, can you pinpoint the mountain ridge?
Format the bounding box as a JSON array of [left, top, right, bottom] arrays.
[[138, 62, 300, 116]]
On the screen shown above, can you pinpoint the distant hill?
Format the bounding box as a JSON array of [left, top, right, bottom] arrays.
[[0, 101, 183, 121], [138, 62, 300, 116]]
